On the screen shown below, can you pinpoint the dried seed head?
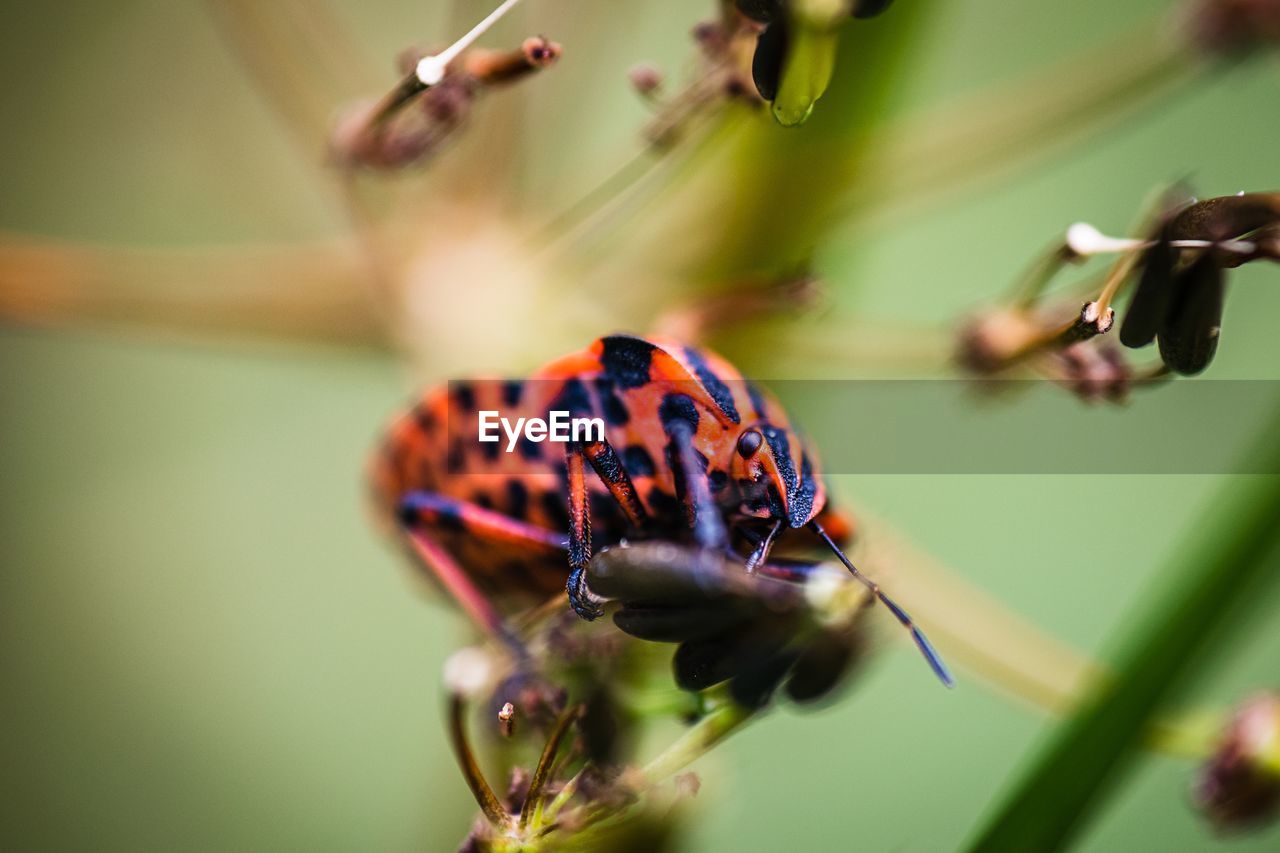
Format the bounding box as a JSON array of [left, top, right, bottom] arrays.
[[1168, 192, 1280, 243], [1195, 692, 1280, 830], [1119, 228, 1176, 348], [498, 701, 516, 737], [1112, 192, 1280, 374], [1157, 250, 1225, 376]]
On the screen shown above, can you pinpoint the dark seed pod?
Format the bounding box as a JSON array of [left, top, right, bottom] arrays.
[[784, 627, 861, 703], [673, 623, 791, 692], [752, 19, 789, 102], [852, 0, 895, 18], [613, 604, 748, 643], [588, 544, 725, 603], [730, 648, 801, 709], [673, 630, 753, 691], [1158, 251, 1225, 375], [1119, 227, 1176, 349], [1169, 193, 1280, 244], [736, 0, 782, 24]]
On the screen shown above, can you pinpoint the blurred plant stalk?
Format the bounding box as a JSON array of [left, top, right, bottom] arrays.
[[965, 406, 1280, 851]]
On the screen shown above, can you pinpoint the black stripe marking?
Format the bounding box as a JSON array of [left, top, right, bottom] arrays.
[[622, 445, 656, 478], [684, 346, 741, 424], [659, 393, 699, 435], [594, 377, 630, 426]]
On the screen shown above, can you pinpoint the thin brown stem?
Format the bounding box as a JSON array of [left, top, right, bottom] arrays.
[[448, 694, 515, 831]]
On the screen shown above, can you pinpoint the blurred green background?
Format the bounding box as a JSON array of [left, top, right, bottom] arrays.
[[3, 1, 1280, 850]]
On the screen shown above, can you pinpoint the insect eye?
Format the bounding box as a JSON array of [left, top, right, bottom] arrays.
[[736, 429, 764, 458]]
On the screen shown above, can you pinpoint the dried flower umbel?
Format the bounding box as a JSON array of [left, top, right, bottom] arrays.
[[331, 0, 560, 170], [438, 540, 887, 850], [959, 190, 1280, 399]]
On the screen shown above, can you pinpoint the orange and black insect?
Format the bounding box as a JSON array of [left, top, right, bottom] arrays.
[[370, 334, 952, 686]]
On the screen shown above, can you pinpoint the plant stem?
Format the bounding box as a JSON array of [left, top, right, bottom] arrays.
[[638, 700, 756, 785], [964, 406, 1280, 852]]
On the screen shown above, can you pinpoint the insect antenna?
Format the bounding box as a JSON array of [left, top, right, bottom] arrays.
[[809, 521, 955, 688]]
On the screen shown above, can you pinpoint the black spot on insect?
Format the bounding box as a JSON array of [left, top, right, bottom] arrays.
[[472, 492, 494, 511], [622, 445, 655, 478], [683, 346, 740, 424], [506, 480, 529, 520], [648, 488, 682, 520], [541, 490, 571, 530], [452, 382, 476, 412], [413, 406, 437, 434], [594, 377, 630, 426], [599, 335, 656, 390], [659, 393, 699, 435], [447, 439, 466, 472], [519, 435, 541, 461], [501, 380, 523, 407], [708, 469, 729, 493], [554, 377, 594, 418], [481, 434, 500, 462]]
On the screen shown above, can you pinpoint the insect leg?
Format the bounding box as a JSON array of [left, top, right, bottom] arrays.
[[563, 442, 604, 620], [662, 406, 728, 554], [563, 437, 651, 621], [580, 439, 650, 531], [397, 491, 564, 659]]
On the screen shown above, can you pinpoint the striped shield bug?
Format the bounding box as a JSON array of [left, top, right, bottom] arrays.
[[370, 334, 952, 686]]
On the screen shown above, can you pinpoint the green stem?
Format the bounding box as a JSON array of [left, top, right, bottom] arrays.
[[964, 407, 1280, 852], [638, 699, 756, 785]]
